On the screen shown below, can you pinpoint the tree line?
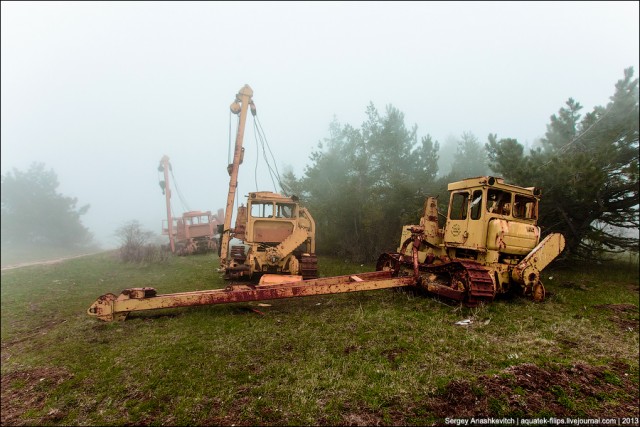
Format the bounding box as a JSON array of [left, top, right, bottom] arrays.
[[283, 67, 639, 261], [2, 68, 637, 261]]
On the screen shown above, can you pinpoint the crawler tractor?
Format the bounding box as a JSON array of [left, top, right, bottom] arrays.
[[223, 191, 317, 281], [218, 85, 318, 282], [376, 176, 565, 306], [88, 175, 564, 321], [163, 210, 222, 256]]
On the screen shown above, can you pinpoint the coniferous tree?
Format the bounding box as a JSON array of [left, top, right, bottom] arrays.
[[486, 68, 639, 258], [1, 163, 94, 249], [448, 132, 491, 181], [285, 104, 441, 261]]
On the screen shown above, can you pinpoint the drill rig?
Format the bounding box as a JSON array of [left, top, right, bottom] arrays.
[[158, 155, 222, 256], [218, 85, 318, 282], [88, 175, 565, 321]]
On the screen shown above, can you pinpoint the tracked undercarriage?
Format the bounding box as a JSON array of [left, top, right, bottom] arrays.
[[377, 253, 496, 306]]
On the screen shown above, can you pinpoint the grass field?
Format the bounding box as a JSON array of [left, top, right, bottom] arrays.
[[1, 252, 638, 425]]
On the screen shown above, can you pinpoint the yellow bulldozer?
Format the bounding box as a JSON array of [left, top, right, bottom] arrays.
[[376, 176, 565, 306], [222, 191, 317, 281]]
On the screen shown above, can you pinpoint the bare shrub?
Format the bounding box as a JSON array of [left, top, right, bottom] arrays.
[[115, 220, 170, 264], [140, 243, 170, 264]]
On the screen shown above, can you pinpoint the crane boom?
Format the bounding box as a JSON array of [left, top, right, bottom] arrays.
[[219, 85, 256, 271], [159, 155, 175, 253]]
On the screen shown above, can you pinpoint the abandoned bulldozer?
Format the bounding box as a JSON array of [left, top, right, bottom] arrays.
[[376, 176, 565, 306], [222, 191, 317, 281], [163, 210, 222, 256], [87, 175, 565, 322], [218, 84, 318, 282]]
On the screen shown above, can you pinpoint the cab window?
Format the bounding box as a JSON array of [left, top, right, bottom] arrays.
[[470, 190, 483, 220], [487, 189, 512, 216], [276, 203, 296, 218], [450, 192, 469, 220], [513, 194, 537, 219], [251, 202, 274, 218]]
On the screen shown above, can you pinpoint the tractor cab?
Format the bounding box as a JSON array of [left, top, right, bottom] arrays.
[[246, 192, 299, 245], [226, 191, 316, 280], [444, 176, 541, 259]]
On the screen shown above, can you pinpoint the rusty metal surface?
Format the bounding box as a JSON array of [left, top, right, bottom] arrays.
[[424, 282, 465, 300], [220, 85, 255, 271], [159, 155, 175, 253], [89, 176, 567, 321], [377, 252, 495, 306], [87, 271, 416, 322], [513, 233, 566, 286], [258, 274, 302, 285], [86, 293, 118, 321]]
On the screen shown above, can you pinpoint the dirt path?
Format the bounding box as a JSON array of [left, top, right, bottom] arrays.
[[0, 252, 103, 271]]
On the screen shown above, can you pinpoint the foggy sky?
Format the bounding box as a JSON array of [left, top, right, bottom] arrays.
[[2, 1, 639, 248]]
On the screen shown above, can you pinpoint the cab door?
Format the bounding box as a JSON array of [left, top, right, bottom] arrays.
[[444, 191, 470, 245]]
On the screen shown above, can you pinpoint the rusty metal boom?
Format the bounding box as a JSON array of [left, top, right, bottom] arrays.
[[87, 271, 415, 322]]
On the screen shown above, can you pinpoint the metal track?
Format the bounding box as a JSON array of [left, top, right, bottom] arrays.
[[455, 260, 495, 306], [299, 254, 318, 280], [376, 253, 495, 306]]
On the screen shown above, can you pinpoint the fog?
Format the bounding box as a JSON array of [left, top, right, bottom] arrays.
[[2, 1, 638, 249]]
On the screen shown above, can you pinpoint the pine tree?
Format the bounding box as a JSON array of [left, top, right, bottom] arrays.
[[287, 104, 441, 261], [1, 163, 94, 249], [486, 68, 639, 258], [448, 132, 491, 181]]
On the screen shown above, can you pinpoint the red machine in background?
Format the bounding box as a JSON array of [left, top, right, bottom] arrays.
[[159, 155, 223, 256]]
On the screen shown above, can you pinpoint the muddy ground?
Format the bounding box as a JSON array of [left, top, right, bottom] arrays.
[[2, 356, 638, 426]]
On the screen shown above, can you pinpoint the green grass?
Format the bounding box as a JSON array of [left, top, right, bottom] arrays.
[[1, 252, 638, 425]]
